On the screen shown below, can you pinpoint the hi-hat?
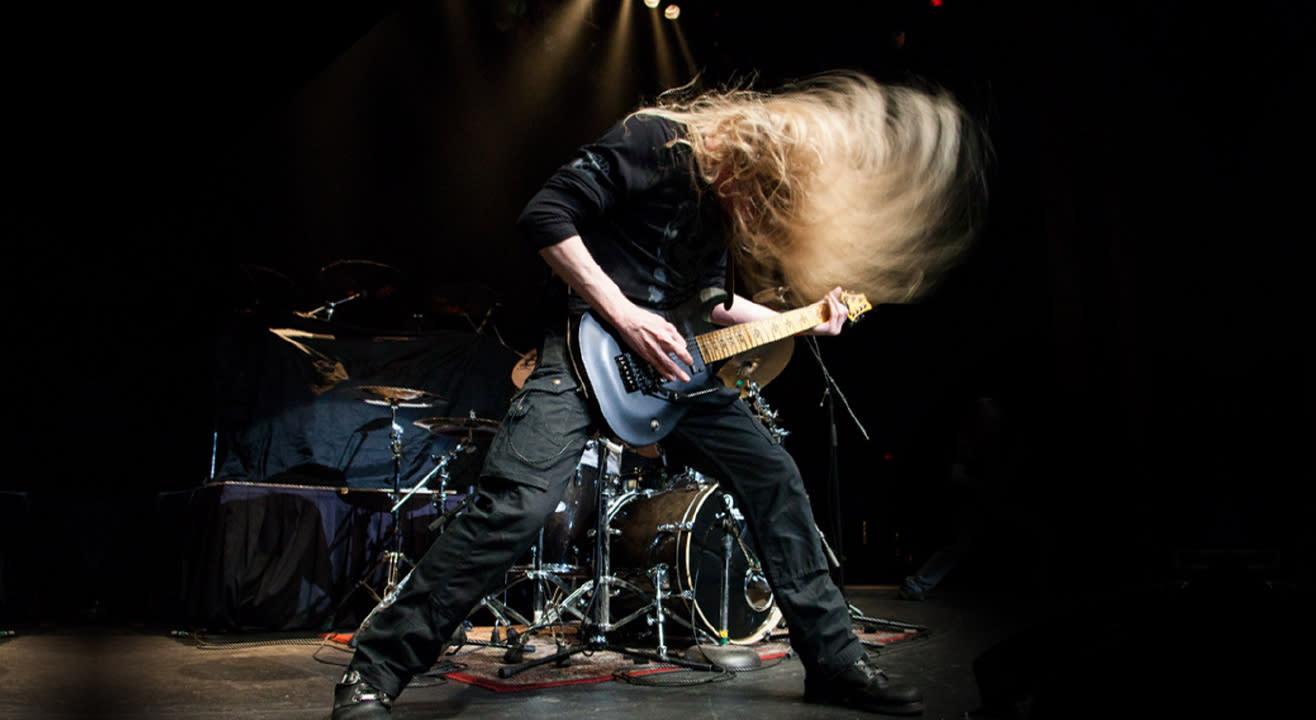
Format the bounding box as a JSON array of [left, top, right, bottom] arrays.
[[716, 338, 794, 396], [355, 385, 446, 408], [415, 415, 500, 436]]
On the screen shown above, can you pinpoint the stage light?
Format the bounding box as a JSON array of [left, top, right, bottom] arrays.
[[644, 0, 659, 8], [664, 4, 680, 20]]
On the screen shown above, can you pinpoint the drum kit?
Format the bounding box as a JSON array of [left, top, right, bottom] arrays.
[[326, 279, 824, 668]]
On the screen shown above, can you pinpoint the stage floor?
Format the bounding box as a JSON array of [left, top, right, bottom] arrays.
[[1, 582, 1309, 719]]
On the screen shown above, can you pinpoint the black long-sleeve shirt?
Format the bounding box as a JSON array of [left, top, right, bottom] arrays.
[[516, 114, 729, 317]]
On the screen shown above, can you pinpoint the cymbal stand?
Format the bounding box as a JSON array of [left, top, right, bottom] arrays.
[[497, 438, 716, 678], [297, 291, 364, 321], [392, 438, 468, 515], [352, 399, 414, 632]]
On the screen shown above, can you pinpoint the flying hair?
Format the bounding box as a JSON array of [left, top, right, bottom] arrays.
[[631, 70, 991, 306]]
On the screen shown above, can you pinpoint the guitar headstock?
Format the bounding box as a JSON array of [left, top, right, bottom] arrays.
[[839, 291, 872, 323]]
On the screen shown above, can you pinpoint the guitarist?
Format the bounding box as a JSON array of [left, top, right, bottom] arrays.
[[333, 70, 988, 719]]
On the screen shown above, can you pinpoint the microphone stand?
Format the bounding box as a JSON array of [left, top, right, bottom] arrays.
[[685, 492, 763, 671], [806, 337, 927, 636]]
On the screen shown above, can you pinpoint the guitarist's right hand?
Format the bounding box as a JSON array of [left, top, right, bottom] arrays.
[[539, 236, 693, 383], [611, 303, 694, 384]]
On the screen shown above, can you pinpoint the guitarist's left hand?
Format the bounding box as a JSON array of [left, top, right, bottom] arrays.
[[804, 287, 849, 336]]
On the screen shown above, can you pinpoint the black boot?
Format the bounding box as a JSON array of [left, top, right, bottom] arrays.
[[804, 655, 925, 715], [332, 669, 393, 720]]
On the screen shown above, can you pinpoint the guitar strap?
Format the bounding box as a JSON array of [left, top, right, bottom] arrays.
[[563, 312, 591, 401]]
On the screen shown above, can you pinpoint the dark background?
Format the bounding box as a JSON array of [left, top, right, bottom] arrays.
[[3, 0, 1313, 626]]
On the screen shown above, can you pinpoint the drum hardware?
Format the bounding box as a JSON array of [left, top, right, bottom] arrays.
[[414, 410, 498, 499], [392, 439, 469, 516], [297, 290, 364, 321], [468, 525, 587, 663], [427, 492, 474, 533], [334, 385, 446, 642], [742, 379, 790, 442], [496, 438, 717, 679], [510, 528, 585, 626], [646, 563, 674, 658], [445, 616, 539, 656]]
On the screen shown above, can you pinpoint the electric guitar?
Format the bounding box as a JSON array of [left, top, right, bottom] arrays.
[[574, 287, 872, 447]]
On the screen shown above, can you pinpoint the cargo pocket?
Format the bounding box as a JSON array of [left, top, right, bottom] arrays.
[[485, 368, 589, 481]]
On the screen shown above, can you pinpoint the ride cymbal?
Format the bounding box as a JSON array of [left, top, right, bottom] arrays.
[[318, 259, 404, 299], [716, 337, 794, 397]]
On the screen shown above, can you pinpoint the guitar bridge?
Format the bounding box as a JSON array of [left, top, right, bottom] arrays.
[[614, 352, 662, 394]]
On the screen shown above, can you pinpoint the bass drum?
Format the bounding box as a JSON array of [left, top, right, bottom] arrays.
[[608, 482, 782, 645]]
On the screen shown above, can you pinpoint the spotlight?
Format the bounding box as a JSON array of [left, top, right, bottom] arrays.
[[644, 0, 659, 8], [664, 4, 680, 19]]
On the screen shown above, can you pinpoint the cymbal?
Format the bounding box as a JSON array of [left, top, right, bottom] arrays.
[[751, 285, 797, 310], [415, 415, 501, 436], [716, 337, 794, 396], [318, 259, 404, 298], [510, 349, 537, 389], [355, 385, 446, 408], [233, 264, 301, 311], [425, 282, 501, 318]]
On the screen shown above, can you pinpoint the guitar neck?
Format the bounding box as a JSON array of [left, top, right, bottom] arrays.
[[695, 303, 826, 363]]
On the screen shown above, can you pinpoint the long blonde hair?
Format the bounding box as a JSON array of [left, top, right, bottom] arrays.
[[633, 70, 990, 305]]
